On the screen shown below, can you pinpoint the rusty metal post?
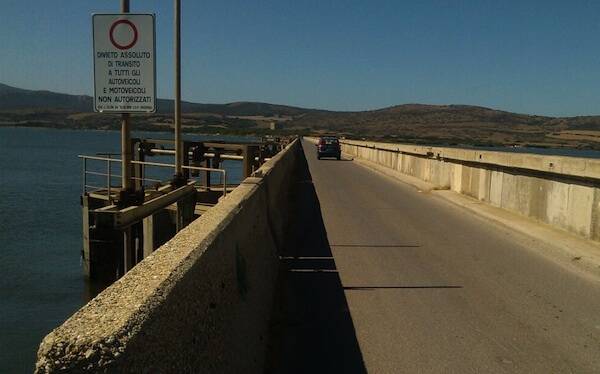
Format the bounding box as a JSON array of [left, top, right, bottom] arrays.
[[242, 145, 251, 178], [204, 158, 211, 189], [242, 145, 257, 178]]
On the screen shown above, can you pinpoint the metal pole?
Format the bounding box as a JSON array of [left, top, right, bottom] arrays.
[[107, 156, 112, 200], [83, 158, 87, 194], [174, 0, 182, 176], [120, 0, 133, 276], [121, 0, 132, 192]]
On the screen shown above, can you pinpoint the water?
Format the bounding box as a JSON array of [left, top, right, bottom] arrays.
[[0, 127, 252, 373]]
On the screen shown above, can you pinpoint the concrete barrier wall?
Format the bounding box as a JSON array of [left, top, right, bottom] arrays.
[[36, 139, 302, 373], [334, 138, 600, 242]]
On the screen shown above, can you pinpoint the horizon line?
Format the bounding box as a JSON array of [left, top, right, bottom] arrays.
[[2, 81, 598, 119]]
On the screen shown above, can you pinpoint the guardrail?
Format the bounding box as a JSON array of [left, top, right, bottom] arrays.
[[78, 155, 228, 202], [339, 139, 600, 183]]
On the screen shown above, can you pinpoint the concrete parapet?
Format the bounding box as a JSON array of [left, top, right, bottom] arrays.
[[341, 139, 600, 181], [341, 139, 600, 243], [35, 139, 303, 373]]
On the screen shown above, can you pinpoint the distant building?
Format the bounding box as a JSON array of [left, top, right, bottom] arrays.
[[269, 121, 282, 130]]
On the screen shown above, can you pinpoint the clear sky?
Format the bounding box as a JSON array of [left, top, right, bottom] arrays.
[[1, 0, 600, 116]]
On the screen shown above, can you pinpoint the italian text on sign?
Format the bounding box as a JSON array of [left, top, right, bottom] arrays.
[[93, 14, 156, 113]]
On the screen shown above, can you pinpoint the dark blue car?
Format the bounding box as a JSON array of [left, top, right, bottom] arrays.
[[317, 136, 341, 160]]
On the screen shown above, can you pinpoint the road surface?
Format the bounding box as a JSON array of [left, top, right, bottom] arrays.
[[269, 140, 600, 373]]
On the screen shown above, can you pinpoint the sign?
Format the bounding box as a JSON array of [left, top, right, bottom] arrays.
[[93, 14, 156, 113]]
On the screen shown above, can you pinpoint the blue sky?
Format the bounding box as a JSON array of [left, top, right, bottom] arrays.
[[1, 0, 600, 116]]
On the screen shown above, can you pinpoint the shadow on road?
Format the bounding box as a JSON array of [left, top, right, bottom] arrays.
[[330, 244, 421, 248], [344, 286, 463, 290], [317, 158, 354, 162], [265, 148, 367, 374]]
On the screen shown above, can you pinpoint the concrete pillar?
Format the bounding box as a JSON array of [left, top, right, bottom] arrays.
[[82, 195, 91, 277], [123, 227, 133, 273], [143, 214, 154, 258]]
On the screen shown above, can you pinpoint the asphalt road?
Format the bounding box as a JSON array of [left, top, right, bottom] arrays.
[[273, 140, 600, 373]]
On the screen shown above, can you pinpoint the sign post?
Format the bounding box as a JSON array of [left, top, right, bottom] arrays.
[[93, 9, 155, 194]]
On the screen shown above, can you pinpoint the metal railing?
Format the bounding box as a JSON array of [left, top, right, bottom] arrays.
[[130, 160, 228, 197], [80, 155, 121, 198], [79, 155, 228, 202]]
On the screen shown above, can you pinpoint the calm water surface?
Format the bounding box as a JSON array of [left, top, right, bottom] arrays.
[[0, 127, 249, 372]]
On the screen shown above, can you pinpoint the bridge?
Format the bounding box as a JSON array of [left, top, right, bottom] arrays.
[[36, 137, 600, 373]]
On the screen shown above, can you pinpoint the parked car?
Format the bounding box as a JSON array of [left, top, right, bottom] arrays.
[[317, 136, 341, 160]]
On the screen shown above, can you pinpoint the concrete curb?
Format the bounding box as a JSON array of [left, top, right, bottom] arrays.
[[341, 139, 600, 244], [348, 152, 600, 279], [347, 154, 439, 193], [434, 190, 600, 279]]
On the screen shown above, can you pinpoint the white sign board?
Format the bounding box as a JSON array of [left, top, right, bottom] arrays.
[[93, 14, 156, 113]]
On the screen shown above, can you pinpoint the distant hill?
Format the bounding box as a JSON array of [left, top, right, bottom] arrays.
[[0, 83, 310, 116], [2, 82, 600, 149], [291, 103, 551, 130], [0, 83, 92, 111]]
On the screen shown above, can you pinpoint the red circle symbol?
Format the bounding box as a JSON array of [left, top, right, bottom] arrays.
[[109, 19, 138, 50]]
